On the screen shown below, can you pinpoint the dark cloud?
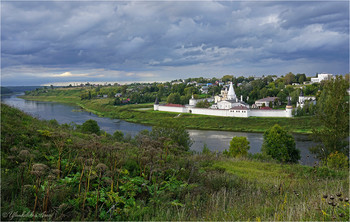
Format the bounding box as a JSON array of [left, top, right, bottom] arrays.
[[1, 1, 349, 85]]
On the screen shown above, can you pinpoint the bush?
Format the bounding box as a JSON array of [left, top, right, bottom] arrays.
[[262, 124, 300, 163], [326, 151, 349, 169], [202, 143, 212, 155], [81, 119, 100, 135], [224, 136, 250, 157], [113, 130, 124, 141]]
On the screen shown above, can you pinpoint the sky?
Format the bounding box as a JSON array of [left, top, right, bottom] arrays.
[[1, 0, 349, 86]]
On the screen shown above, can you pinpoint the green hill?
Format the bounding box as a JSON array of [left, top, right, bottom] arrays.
[[1, 104, 348, 221]]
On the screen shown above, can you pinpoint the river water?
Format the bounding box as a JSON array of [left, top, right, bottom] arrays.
[[1, 93, 318, 165]]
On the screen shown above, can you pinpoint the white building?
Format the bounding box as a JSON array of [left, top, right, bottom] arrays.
[[154, 82, 293, 118], [255, 97, 280, 108], [297, 89, 316, 108], [311, 73, 333, 83]]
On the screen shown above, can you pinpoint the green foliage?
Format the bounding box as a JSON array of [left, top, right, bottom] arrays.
[[325, 151, 349, 169], [81, 119, 100, 135], [284, 72, 296, 85], [310, 76, 349, 160], [113, 130, 124, 141], [1, 104, 349, 221], [151, 123, 192, 151], [202, 144, 211, 155], [167, 92, 181, 104], [262, 124, 300, 163], [224, 136, 250, 158], [195, 99, 210, 108]]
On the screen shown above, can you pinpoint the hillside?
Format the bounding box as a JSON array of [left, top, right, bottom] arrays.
[[1, 104, 348, 221]]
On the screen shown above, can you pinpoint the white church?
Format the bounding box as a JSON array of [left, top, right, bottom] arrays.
[[154, 82, 293, 118]]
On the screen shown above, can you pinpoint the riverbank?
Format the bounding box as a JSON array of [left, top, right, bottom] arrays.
[[20, 94, 318, 134]]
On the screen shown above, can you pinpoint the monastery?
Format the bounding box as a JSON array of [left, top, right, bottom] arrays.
[[154, 82, 293, 118]]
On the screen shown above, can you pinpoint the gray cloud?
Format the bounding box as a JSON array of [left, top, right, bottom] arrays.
[[1, 1, 349, 85]]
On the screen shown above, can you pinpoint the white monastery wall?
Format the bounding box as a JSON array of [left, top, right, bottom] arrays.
[[249, 109, 288, 117], [157, 105, 188, 113]]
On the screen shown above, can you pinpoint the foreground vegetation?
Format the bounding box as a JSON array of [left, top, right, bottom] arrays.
[[21, 92, 318, 134], [1, 104, 349, 221]]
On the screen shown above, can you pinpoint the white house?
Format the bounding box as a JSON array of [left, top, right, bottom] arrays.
[[255, 97, 280, 108], [311, 73, 333, 83]]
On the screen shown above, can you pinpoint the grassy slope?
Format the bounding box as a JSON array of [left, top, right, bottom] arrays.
[[1, 104, 348, 221], [21, 88, 318, 134], [213, 158, 349, 221]]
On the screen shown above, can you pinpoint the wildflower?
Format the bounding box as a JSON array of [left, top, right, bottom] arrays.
[[321, 210, 328, 216], [339, 197, 343, 201], [339, 213, 344, 217], [330, 195, 334, 200], [336, 193, 342, 197], [345, 197, 349, 202], [323, 194, 328, 199]]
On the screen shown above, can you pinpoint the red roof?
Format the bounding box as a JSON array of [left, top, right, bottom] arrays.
[[256, 97, 279, 102], [164, 103, 185, 107], [260, 106, 272, 110]]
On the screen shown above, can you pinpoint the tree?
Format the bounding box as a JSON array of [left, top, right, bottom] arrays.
[[222, 75, 233, 82], [277, 91, 287, 103], [81, 119, 100, 135], [297, 74, 306, 84], [224, 136, 250, 157], [284, 72, 295, 85], [167, 93, 181, 104], [262, 124, 300, 163], [195, 100, 210, 108], [114, 98, 121, 105], [309, 76, 349, 160], [151, 123, 192, 152], [113, 130, 124, 141]]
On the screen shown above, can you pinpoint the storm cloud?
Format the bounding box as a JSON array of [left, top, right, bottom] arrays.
[[1, 1, 349, 85]]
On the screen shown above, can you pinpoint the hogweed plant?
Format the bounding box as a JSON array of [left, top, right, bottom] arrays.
[[30, 163, 49, 221], [320, 192, 349, 221]]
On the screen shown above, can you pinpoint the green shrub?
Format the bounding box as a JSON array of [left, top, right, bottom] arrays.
[[262, 124, 300, 163], [113, 130, 124, 141], [224, 136, 250, 157], [81, 119, 100, 135], [202, 143, 211, 155], [326, 151, 349, 169]]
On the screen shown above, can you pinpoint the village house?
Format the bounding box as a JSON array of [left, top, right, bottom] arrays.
[[311, 73, 333, 83], [254, 97, 280, 108]]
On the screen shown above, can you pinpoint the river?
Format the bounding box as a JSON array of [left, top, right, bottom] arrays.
[[1, 93, 318, 165]]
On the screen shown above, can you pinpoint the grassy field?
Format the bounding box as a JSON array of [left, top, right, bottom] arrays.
[[211, 158, 349, 221], [20, 89, 319, 134]]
